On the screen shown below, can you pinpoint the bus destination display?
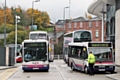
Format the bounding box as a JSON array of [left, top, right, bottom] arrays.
[[24, 42, 46, 47], [89, 43, 111, 47]]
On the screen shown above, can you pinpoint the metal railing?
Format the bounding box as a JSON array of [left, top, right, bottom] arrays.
[[54, 55, 63, 60]]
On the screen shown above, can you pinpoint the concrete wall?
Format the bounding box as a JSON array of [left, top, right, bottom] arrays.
[[0, 47, 6, 66], [115, 9, 120, 66]]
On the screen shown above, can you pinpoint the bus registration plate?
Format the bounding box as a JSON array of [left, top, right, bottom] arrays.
[[33, 68, 39, 70], [99, 69, 105, 71]]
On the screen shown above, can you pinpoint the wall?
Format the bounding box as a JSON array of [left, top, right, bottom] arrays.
[[115, 9, 120, 66], [0, 47, 6, 66]]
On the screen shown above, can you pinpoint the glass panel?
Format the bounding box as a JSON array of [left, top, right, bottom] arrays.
[[74, 31, 91, 42], [38, 34, 47, 39], [88, 48, 113, 62], [24, 43, 47, 62], [30, 34, 39, 39]]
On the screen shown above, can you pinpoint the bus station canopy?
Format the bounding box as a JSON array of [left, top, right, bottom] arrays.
[[87, 0, 115, 17]]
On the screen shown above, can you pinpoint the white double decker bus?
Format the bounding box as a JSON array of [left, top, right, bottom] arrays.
[[63, 30, 92, 63], [22, 39, 49, 72], [29, 31, 54, 62], [67, 42, 115, 74]]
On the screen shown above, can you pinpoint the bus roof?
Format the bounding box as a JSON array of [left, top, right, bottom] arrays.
[[29, 31, 47, 34], [64, 30, 91, 36], [23, 39, 48, 43]]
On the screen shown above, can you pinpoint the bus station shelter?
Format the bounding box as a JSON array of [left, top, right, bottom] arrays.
[[87, 0, 120, 67]]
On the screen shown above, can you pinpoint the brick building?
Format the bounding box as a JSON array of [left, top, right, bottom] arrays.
[[55, 17, 106, 42]]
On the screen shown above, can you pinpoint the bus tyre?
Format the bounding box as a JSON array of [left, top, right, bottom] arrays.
[[110, 70, 115, 74], [23, 70, 27, 72], [67, 62, 69, 66], [84, 66, 89, 74], [67, 59, 69, 66], [71, 63, 75, 71], [45, 69, 49, 72]]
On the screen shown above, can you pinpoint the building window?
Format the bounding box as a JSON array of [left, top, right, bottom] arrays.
[[69, 22, 71, 28], [96, 21, 98, 27], [74, 22, 77, 28], [58, 25, 63, 28], [89, 21, 92, 27], [80, 22, 83, 28], [95, 30, 99, 37]]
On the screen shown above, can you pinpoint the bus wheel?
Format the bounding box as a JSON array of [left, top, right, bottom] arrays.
[[84, 66, 89, 74], [67, 62, 69, 67], [23, 70, 27, 72], [110, 70, 115, 74], [71, 63, 75, 71], [45, 69, 49, 72], [67, 59, 69, 66]]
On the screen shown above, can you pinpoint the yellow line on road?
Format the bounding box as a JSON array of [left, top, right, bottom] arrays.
[[0, 69, 10, 76], [0, 67, 19, 80]]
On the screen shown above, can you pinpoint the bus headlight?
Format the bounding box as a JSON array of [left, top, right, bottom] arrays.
[[43, 64, 48, 67]]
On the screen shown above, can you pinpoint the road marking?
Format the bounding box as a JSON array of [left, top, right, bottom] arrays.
[[56, 65, 66, 80], [0, 67, 19, 80]]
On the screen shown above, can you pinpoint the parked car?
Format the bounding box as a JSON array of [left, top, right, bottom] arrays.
[[16, 56, 23, 63]]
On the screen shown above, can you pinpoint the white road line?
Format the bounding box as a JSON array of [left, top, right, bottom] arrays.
[[55, 65, 66, 80]]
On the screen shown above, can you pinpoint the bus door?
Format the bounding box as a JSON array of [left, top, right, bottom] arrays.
[[70, 46, 87, 71]]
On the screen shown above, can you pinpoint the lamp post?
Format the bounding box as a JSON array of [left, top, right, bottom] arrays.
[[69, 0, 71, 19], [100, 9, 106, 42], [63, 6, 69, 32], [32, 0, 40, 29], [4, 0, 6, 46], [15, 15, 20, 64]]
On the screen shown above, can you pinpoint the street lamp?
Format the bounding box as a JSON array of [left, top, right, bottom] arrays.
[[32, 0, 40, 29], [4, 0, 6, 46], [63, 6, 69, 32], [100, 8, 106, 42], [69, 0, 71, 19], [15, 15, 20, 64]]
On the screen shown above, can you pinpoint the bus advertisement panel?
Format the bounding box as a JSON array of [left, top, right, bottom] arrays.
[[22, 39, 49, 72], [63, 37, 72, 63], [67, 42, 115, 74]]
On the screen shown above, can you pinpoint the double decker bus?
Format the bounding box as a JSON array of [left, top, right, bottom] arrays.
[[29, 31, 54, 62], [22, 39, 49, 72], [63, 30, 92, 63], [67, 42, 115, 74], [29, 31, 48, 40]]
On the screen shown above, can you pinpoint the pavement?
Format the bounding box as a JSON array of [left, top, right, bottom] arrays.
[[106, 66, 120, 80], [0, 63, 21, 70]]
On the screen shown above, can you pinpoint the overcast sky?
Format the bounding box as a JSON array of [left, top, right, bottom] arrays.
[[0, 0, 94, 22]]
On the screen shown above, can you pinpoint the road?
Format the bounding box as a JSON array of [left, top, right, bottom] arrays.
[[0, 60, 112, 80]]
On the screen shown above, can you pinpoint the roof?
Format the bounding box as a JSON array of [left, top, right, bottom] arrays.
[[71, 17, 86, 22], [55, 20, 65, 25], [48, 32, 64, 38], [89, 17, 101, 21], [88, 0, 115, 17], [29, 31, 47, 34], [88, 0, 106, 17]]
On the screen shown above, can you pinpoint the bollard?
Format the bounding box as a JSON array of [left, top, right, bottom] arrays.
[[58, 55, 59, 60]]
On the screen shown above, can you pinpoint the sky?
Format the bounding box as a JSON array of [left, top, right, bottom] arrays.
[[0, 0, 94, 22]]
